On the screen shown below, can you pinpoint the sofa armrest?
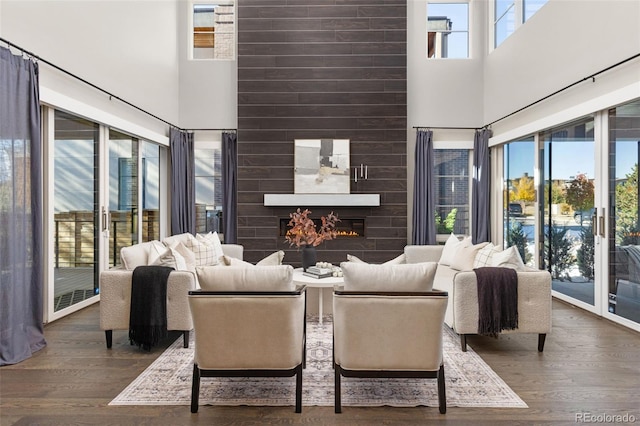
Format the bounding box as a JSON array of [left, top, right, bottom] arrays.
[[404, 245, 444, 263], [221, 244, 244, 260], [452, 270, 552, 334], [99, 269, 197, 332]]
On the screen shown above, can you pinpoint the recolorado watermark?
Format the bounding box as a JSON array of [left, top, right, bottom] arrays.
[[576, 412, 636, 423]]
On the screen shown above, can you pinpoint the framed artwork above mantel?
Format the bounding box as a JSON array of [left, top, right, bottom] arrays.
[[294, 139, 350, 194]]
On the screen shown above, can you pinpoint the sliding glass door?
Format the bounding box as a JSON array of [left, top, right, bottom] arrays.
[[607, 100, 640, 324], [541, 117, 596, 307], [52, 111, 100, 313]]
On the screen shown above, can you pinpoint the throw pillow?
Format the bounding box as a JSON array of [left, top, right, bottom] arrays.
[[196, 231, 225, 259], [197, 265, 295, 291], [221, 250, 285, 267], [346, 254, 367, 263], [491, 246, 526, 271], [473, 242, 500, 268], [152, 247, 187, 271], [147, 240, 168, 265], [439, 234, 470, 266], [169, 242, 197, 272], [184, 232, 224, 266], [256, 250, 285, 266], [340, 262, 438, 292], [450, 242, 489, 271]]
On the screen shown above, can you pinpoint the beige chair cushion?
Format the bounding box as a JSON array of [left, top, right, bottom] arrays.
[[450, 242, 489, 271], [196, 265, 295, 291], [340, 262, 438, 292]]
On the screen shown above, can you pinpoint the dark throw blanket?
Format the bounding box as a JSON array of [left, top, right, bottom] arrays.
[[129, 265, 174, 351], [474, 267, 519, 337]]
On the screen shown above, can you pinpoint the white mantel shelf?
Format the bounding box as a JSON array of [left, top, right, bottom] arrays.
[[264, 193, 380, 207]]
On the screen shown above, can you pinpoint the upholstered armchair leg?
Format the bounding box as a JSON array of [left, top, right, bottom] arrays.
[[538, 333, 547, 352], [460, 334, 467, 352], [183, 330, 189, 348], [295, 364, 303, 413], [190, 364, 201, 413], [438, 364, 447, 414], [105, 330, 112, 349], [334, 363, 342, 413]]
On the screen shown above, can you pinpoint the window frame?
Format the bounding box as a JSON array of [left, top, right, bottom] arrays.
[[189, 0, 236, 61], [433, 140, 474, 241], [492, 0, 547, 49], [426, 1, 471, 60]]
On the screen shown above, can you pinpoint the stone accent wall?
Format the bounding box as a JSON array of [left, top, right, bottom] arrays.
[[237, 0, 407, 265]]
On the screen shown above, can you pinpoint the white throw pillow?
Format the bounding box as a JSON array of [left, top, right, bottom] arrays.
[[450, 242, 489, 271], [152, 247, 187, 271], [346, 254, 367, 263], [169, 241, 197, 271], [341, 262, 438, 292], [256, 250, 285, 266], [491, 246, 526, 271], [196, 265, 295, 291], [473, 243, 500, 268], [161, 232, 192, 248], [221, 250, 285, 267], [147, 240, 168, 265], [439, 234, 470, 266]]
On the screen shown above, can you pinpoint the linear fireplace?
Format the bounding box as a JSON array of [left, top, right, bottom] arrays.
[[280, 218, 365, 238]]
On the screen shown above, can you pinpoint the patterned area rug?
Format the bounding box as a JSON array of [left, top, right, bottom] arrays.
[[110, 316, 527, 408]]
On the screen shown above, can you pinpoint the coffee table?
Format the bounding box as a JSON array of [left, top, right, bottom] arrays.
[[292, 268, 343, 325]]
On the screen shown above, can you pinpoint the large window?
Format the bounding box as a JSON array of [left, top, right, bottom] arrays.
[[494, 0, 547, 48], [427, 2, 469, 59], [194, 132, 223, 235], [191, 1, 235, 60], [434, 149, 470, 235]]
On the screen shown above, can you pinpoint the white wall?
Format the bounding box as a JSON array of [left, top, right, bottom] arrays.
[[485, 0, 640, 138], [0, 0, 180, 142], [176, 0, 237, 129], [407, 0, 485, 129]]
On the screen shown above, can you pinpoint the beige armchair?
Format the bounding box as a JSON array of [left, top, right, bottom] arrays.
[[188, 265, 306, 413], [333, 262, 448, 414]]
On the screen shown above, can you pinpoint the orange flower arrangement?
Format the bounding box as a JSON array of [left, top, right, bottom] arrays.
[[285, 208, 340, 248]]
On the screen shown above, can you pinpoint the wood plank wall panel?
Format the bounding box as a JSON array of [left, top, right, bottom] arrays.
[[237, 0, 407, 265]]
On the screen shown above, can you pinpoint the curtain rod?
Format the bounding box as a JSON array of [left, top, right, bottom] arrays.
[[486, 52, 640, 127], [1, 36, 184, 131], [413, 126, 480, 130], [187, 128, 237, 132]]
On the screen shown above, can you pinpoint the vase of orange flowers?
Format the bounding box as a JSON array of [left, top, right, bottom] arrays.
[[285, 208, 340, 271]]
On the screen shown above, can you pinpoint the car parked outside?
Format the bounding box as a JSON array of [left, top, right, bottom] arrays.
[[508, 203, 523, 216]]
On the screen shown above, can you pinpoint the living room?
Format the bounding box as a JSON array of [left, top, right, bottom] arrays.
[[1, 0, 640, 424]]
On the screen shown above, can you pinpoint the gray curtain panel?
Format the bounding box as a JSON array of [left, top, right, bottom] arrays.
[[0, 46, 46, 365], [472, 128, 492, 244], [412, 130, 437, 245], [222, 131, 237, 244], [170, 128, 195, 235]]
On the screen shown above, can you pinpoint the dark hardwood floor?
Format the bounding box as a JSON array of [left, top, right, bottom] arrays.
[[1, 299, 639, 426]]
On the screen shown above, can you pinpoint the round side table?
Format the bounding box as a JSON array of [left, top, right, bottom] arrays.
[[292, 268, 343, 325]]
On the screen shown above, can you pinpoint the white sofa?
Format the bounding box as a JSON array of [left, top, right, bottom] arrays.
[[404, 244, 552, 352], [99, 233, 243, 349]]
